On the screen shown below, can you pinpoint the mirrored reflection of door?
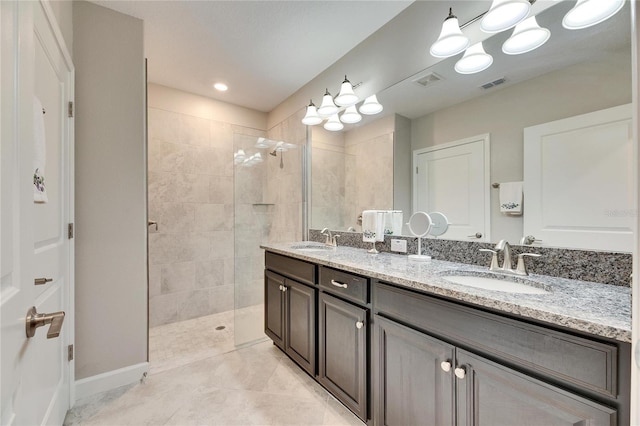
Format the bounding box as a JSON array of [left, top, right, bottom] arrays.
[[413, 135, 490, 242]]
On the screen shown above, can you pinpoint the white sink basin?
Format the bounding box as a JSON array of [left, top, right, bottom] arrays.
[[444, 275, 549, 295], [290, 243, 334, 252]]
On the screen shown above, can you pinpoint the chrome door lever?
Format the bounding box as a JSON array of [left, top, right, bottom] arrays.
[[26, 306, 65, 339], [34, 277, 53, 285]]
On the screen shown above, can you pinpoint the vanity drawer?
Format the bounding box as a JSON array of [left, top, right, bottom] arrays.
[[374, 281, 618, 398], [265, 252, 316, 286], [320, 267, 369, 305]]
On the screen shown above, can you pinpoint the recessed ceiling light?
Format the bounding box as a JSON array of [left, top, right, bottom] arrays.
[[214, 82, 228, 92]]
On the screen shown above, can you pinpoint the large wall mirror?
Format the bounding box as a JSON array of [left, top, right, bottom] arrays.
[[309, 0, 632, 252]]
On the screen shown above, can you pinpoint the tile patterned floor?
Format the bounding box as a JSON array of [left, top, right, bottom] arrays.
[[65, 310, 364, 425]]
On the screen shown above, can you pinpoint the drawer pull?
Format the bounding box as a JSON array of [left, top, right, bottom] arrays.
[[440, 361, 452, 372], [454, 367, 466, 379], [355, 321, 364, 329], [331, 279, 348, 289]]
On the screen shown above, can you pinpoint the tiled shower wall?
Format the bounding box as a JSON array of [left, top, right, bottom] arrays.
[[148, 107, 264, 326]]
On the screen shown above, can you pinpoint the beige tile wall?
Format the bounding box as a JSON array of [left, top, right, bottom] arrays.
[[148, 107, 265, 326]]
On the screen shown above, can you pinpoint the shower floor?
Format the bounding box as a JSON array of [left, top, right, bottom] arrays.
[[149, 305, 266, 374]]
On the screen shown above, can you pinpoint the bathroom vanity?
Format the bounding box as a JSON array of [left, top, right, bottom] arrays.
[[262, 243, 631, 425]]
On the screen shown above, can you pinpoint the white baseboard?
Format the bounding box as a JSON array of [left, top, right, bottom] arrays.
[[74, 362, 149, 403]]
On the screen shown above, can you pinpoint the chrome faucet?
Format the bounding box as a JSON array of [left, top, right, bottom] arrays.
[[480, 239, 541, 276], [320, 228, 340, 247]]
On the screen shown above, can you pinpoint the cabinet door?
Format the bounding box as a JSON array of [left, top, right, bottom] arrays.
[[373, 316, 455, 426], [264, 270, 285, 349], [319, 293, 368, 421], [285, 279, 316, 376], [455, 349, 617, 426]]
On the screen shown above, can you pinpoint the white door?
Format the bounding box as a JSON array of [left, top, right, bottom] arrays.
[[413, 135, 491, 242], [523, 104, 632, 251], [1, 1, 74, 425]]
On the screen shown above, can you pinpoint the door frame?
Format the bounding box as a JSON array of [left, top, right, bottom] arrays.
[[411, 134, 491, 241], [38, 0, 76, 408]]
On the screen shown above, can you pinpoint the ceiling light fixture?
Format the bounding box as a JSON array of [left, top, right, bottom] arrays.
[[430, 8, 470, 58], [502, 16, 550, 55], [213, 82, 228, 92], [480, 0, 531, 33], [562, 0, 624, 30], [301, 76, 383, 131], [334, 76, 359, 107], [455, 42, 493, 74]]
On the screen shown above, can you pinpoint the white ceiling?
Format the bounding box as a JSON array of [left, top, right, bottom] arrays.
[[89, 0, 413, 112]]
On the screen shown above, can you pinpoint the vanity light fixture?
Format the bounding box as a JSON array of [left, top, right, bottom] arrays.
[[300, 76, 383, 130], [324, 114, 344, 131], [430, 8, 470, 58], [301, 100, 323, 125], [455, 42, 493, 74], [334, 76, 359, 107], [317, 89, 339, 117], [562, 0, 625, 30], [359, 95, 384, 115], [480, 0, 531, 33], [340, 105, 362, 124], [502, 16, 550, 55]]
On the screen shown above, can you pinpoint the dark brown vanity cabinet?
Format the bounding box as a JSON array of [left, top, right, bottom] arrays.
[[264, 253, 317, 376], [319, 292, 368, 421], [374, 281, 629, 426]]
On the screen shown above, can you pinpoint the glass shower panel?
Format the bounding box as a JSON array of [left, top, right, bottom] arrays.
[[233, 132, 271, 346]]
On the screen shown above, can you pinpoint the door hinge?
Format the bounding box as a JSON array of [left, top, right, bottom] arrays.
[[416, 166, 419, 174], [68, 101, 74, 118], [68, 223, 74, 239], [68, 344, 74, 361]]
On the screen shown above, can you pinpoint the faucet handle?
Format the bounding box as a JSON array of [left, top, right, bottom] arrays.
[[479, 249, 499, 271], [516, 253, 541, 276], [331, 235, 340, 247]]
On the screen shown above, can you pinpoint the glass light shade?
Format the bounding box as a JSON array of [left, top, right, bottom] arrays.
[[235, 149, 246, 160], [455, 43, 493, 74], [324, 114, 344, 131], [301, 102, 323, 125], [335, 77, 359, 107], [340, 105, 362, 124], [255, 137, 271, 148], [430, 12, 470, 58], [317, 90, 338, 117], [480, 0, 531, 33], [359, 95, 383, 115], [562, 0, 624, 30], [274, 141, 287, 152], [252, 153, 263, 163], [502, 16, 550, 55]]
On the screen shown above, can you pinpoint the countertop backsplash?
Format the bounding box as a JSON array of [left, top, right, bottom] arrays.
[[308, 229, 632, 287]]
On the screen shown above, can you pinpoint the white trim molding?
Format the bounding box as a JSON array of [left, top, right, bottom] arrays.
[[74, 362, 149, 403]]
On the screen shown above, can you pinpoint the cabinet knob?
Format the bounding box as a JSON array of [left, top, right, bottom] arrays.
[[440, 361, 452, 372], [282, 286, 287, 292], [454, 367, 466, 379], [355, 321, 364, 329], [278, 285, 283, 291]]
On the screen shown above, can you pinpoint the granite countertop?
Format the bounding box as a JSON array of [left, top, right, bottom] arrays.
[[261, 242, 632, 343]]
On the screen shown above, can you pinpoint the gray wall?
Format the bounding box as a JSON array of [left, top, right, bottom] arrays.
[[49, 0, 73, 54], [73, 1, 147, 380], [411, 52, 632, 243]]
